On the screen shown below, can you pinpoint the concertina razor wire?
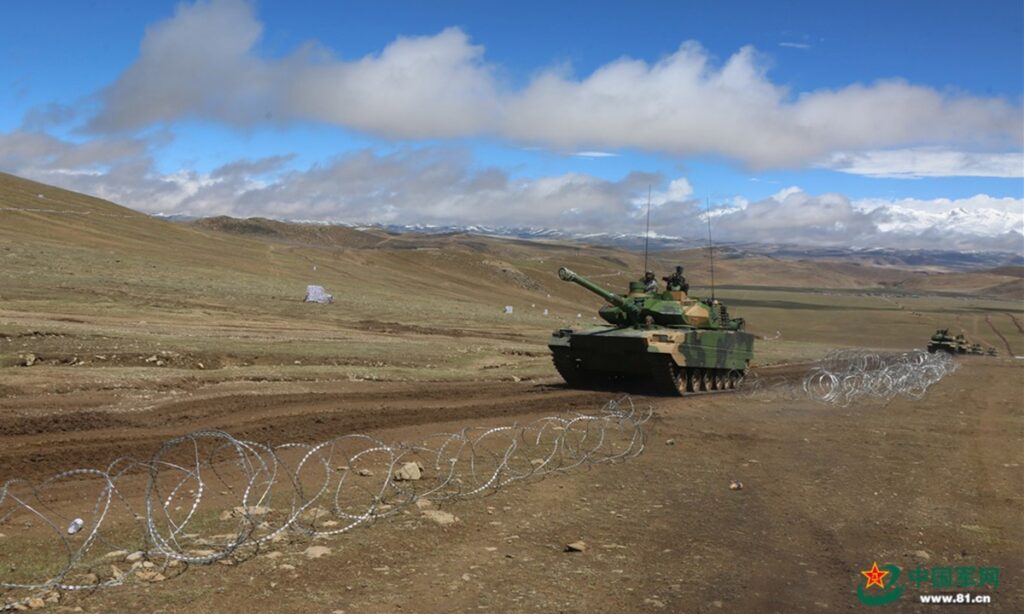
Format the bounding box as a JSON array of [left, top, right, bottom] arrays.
[[0, 396, 648, 607], [745, 348, 959, 406]]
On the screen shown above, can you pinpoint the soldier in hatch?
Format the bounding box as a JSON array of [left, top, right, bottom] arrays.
[[642, 271, 658, 293], [663, 266, 689, 293]]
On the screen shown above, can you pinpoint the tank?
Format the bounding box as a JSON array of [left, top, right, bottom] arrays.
[[927, 329, 959, 354], [548, 267, 754, 395], [986, 346, 999, 357]]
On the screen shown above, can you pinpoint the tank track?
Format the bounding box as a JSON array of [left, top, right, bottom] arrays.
[[650, 356, 745, 397], [553, 350, 744, 396]]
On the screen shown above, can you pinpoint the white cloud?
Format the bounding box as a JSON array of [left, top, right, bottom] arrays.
[[825, 148, 1024, 178], [573, 151, 619, 158], [78, 0, 1021, 169], [646, 178, 694, 206], [779, 42, 811, 49]]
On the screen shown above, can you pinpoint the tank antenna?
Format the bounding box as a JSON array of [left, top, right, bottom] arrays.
[[643, 185, 652, 274], [706, 196, 716, 301]]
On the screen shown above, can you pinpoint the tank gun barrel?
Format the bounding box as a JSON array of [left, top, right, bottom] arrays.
[[558, 267, 642, 320]]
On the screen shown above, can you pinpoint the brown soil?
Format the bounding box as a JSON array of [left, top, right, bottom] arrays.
[[3, 361, 1022, 613]]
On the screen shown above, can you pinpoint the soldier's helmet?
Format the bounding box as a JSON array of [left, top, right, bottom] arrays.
[[675, 265, 684, 274], [644, 271, 655, 281]]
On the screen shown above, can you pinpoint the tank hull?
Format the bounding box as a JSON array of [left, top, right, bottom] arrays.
[[549, 325, 754, 395]]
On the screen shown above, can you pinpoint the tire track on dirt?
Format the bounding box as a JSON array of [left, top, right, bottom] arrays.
[[985, 314, 1014, 356], [1008, 312, 1024, 334]]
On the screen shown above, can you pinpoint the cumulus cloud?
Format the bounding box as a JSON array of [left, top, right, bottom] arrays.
[[79, 0, 1021, 169], [87, 0, 497, 138], [824, 148, 1024, 178]]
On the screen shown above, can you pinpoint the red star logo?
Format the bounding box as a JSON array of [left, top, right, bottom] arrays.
[[861, 562, 889, 589]]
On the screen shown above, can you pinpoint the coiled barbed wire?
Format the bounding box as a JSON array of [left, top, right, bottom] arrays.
[[0, 397, 648, 607], [745, 349, 958, 406], [801, 349, 958, 406]]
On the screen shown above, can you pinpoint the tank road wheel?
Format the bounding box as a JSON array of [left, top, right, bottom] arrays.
[[695, 368, 709, 392], [551, 349, 594, 388], [712, 370, 726, 390], [684, 368, 695, 393], [727, 369, 745, 390], [651, 357, 687, 396]]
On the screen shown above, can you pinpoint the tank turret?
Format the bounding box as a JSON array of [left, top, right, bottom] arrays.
[[557, 267, 744, 330], [550, 267, 754, 396]]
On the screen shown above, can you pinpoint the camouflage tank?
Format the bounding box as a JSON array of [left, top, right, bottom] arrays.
[[968, 343, 985, 356], [986, 346, 999, 357], [927, 329, 959, 354], [548, 267, 754, 395]]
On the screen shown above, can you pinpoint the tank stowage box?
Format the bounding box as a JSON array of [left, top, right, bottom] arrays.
[[548, 267, 754, 395]]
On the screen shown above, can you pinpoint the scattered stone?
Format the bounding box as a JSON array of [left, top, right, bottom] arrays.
[[22, 354, 37, 367], [394, 461, 423, 481], [357, 468, 374, 477], [643, 598, 666, 608], [529, 458, 545, 466], [26, 598, 45, 610], [145, 355, 158, 363], [263, 551, 284, 560], [729, 480, 743, 491], [103, 550, 129, 560], [908, 550, 931, 561], [125, 551, 145, 563], [461, 573, 472, 582], [77, 573, 99, 585], [414, 499, 434, 510], [233, 505, 271, 517], [421, 509, 458, 527], [197, 362, 205, 369], [110, 565, 124, 580], [665, 439, 676, 446], [565, 541, 588, 553], [303, 546, 332, 559], [712, 600, 724, 608], [155, 360, 165, 367], [279, 564, 296, 571], [135, 570, 166, 582]]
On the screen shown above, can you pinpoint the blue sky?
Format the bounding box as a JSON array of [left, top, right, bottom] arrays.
[[1, 0, 1021, 250]]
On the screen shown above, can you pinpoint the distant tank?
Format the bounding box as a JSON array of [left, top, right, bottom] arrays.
[[927, 329, 960, 354], [927, 329, 993, 356], [548, 267, 754, 395]]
